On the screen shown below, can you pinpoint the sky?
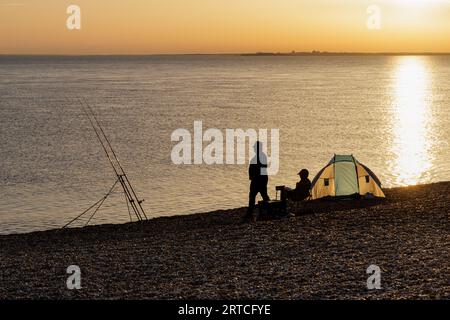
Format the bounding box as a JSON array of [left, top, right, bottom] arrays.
[[1, 0, 450, 54]]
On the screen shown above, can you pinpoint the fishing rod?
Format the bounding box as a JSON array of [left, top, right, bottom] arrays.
[[81, 98, 148, 220], [62, 99, 148, 229], [62, 178, 119, 229]]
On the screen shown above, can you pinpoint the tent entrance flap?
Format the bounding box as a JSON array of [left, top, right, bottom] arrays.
[[334, 161, 358, 196]]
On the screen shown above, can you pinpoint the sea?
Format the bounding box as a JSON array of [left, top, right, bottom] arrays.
[[1, 55, 449, 234]]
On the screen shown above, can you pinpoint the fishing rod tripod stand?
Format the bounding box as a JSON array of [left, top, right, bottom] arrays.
[[62, 99, 148, 229]]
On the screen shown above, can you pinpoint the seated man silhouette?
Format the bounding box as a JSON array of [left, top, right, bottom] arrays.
[[281, 169, 311, 203]]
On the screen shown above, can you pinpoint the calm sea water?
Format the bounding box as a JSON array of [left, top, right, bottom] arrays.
[[1, 55, 449, 234]]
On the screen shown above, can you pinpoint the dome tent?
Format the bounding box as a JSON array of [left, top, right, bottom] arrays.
[[310, 154, 385, 200]]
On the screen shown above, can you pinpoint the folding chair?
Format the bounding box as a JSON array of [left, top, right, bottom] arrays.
[[276, 185, 311, 215]]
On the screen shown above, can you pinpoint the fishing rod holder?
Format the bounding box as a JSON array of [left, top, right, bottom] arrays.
[[62, 99, 149, 229]]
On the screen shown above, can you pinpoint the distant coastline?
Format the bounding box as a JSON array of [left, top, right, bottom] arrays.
[[1, 51, 450, 57], [241, 51, 450, 56]]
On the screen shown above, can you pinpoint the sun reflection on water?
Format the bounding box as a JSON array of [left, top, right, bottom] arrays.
[[391, 57, 434, 186]]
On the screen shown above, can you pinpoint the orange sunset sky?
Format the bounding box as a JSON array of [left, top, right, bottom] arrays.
[[1, 0, 450, 54]]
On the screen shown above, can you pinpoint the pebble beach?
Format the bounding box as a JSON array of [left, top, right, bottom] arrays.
[[0, 182, 448, 299]]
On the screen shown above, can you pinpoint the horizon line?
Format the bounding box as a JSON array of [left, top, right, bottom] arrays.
[[1, 51, 450, 57]]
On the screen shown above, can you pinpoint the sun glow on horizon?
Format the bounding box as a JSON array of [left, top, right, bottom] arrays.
[[0, 0, 450, 54]]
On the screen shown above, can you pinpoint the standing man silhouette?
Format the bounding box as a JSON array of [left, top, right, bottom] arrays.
[[245, 141, 270, 221]]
